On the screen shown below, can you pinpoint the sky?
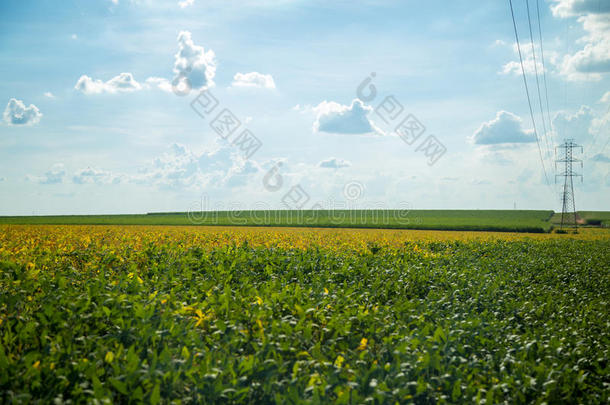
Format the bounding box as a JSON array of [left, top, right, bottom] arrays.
[[0, 0, 609, 215]]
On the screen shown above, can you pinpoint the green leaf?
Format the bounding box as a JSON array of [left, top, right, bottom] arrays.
[[109, 377, 128, 395], [150, 382, 161, 405], [451, 379, 462, 401]]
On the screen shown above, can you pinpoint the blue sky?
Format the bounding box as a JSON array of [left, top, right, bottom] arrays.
[[1, 0, 609, 215]]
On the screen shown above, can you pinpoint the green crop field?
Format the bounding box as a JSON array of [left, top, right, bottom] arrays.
[[578, 211, 610, 227], [0, 225, 609, 403], [0, 209, 555, 233]]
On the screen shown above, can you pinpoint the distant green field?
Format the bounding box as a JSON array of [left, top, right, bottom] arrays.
[[549, 211, 610, 228], [0, 210, 555, 233], [578, 211, 610, 227]]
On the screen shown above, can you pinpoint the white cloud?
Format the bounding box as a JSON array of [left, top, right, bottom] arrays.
[[231, 72, 276, 89], [44, 92, 55, 99], [145, 77, 173, 93], [115, 142, 269, 192], [601, 91, 610, 103], [551, 1, 610, 81], [173, 31, 216, 91], [75, 73, 142, 95], [501, 59, 544, 76], [471, 111, 536, 145], [3, 98, 42, 126], [73, 168, 122, 185], [178, 0, 194, 8], [26, 163, 65, 184], [75, 33, 216, 96], [551, 0, 610, 18], [552, 106, 595, 144], [314, 99, 376, 134], [549, 104, 610, 160], [223, 159, 261, 187], [501, 43, 550, 76], [129, 143, 237, 190], [71, 34, 77, 40], [318, 157, 351, 169], [559, 39, 610, 81]]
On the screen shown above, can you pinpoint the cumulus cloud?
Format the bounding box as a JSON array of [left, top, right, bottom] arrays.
[[471, 111, 536, 145], [75, 73, 142, 94], [3, 98, 42, 126], [551, 1, 610, 80], [178, 0, 194, 8], [73, 168, 122, 185], [129, 143, 243, 190], [26, 163, 65, 184], [173, 31, 216, 90], [44, 92, 55, 99], [502, 59, 544, 76], [231, 72, 276, 89], [552, 106, 595, 144], [314, 99, 376, 134], [223, 159, 261, 187], [145, 77, 173, 93], [500, 43, 554, 76], [318, 157, 351, 169], [551, 0, 610, 18], [74, 32, 216, 96], [549, 104, 609, 157]]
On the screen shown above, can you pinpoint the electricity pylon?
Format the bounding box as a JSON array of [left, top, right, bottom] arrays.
[[555, 139, 582, 229]]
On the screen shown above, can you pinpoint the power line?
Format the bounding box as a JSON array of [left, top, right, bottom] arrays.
[[526, 0, 552, 163], [508, 0, 551, 186], [535, 0, 555, 152]]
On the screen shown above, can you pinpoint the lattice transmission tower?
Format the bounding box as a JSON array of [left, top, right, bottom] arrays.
[[555, 139, 582, 229]]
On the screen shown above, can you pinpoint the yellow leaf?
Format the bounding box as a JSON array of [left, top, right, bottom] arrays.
[[357, 337, 368, 351], [254, 296, 263, 305], [33, 360, 40, 369], [324, 287, 329, 295], [105, 351, 114, 363], [307, 373, 321, 388], [334, 355, 344, 368]]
